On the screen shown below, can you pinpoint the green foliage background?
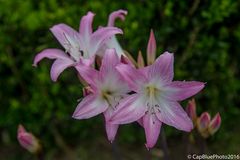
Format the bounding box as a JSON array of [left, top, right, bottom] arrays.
[[0, 0, 240, 159]]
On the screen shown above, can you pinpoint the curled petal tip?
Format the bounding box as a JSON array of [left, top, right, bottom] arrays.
[[108, 9, 128, 26]]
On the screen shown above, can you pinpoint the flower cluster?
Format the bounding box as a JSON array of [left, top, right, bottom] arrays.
[[186, 99, 221, 138], [33, 10, 205, 149]]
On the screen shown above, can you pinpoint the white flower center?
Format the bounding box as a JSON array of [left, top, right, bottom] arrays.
[[63, 32, 86, 61], [101, 90, 123, 109], [144, 85, 161, 114]]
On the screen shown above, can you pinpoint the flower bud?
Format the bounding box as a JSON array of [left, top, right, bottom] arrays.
[[137, 50, 145, 68], [83, 86, 93, 97], [208, 113, 221, 135], [17, 124, 41, 154], [120, 54, 136, 67], [147, 29, 156, 65], [197, 112, 210, 138], [186, 99, 197, 122]]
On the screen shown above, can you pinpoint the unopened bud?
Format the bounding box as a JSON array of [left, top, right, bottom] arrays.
[[17, 124, 41, 154], [147, 29, 156, 65], [197, 112, 210, 138], [137, 50, 145, 68], [83, 86, 93, 97], [208, 113, 221, 135], [186, 99, 197, 123]]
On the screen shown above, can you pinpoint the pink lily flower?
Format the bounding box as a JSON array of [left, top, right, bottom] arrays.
[[17, 124, 41, 154], [33, 11, 122, 81], [97, 10, 127, 57], [72, 49, 130, 142], [110, 52, 205, 148]]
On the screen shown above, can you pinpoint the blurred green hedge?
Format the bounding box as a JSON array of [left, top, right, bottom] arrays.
[[0, 0, 240, 157]]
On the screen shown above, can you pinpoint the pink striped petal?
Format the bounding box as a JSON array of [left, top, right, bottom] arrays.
[[108, 10, 128, 27], [148, 52, 174, 83], [75, 65, 99, 88], [50, 24, 81, 50], [156, 100, 193, 132], [72, 95, 108, 119], [116, 64, 147, 91], [110, 94, 147, 124], [137, 118, 143, 127], [79, 11, 95, 40], [100, 49, 119, 74], [79, 56, 95, 66], [105, 122, 119, 143], [143, 114, 162, 149], [33, 49, 69, 67], [164, 81, 205, 101], [50, 58, 74, 82], [90, 27, 122, 56]]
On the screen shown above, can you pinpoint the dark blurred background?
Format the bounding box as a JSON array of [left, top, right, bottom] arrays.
[[0, 0, 240, 159]]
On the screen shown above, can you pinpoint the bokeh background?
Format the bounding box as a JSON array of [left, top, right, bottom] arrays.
[[0, 0, 240, 159]]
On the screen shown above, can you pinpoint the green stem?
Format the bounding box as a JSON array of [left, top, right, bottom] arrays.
[[160, 128, 170, 160]]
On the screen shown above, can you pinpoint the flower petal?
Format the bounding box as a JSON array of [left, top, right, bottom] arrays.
[[137, 118, 143, 127], [100, 49, 119, 74], [105, 122, 119, 143], [116, 64, 147, 91], [75, 65, 99, 89], [108, 9, 128, 27], [72, 95, 108, 119], [163, 81, 205, 101], [79, 11, 95, 41], [143, 113, 162, 149], [110, 94, 147, 124], [50, 58, 74, 82], [33, 49, 69, 67], [90, 27, 122, 56], [50, 23, 81, 48], [50, 24, 82, 61], [148, 52, 174, 83], [156, 100, 193, 132]]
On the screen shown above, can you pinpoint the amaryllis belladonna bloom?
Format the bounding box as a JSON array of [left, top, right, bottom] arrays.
[[33, 11, 122, 81], [17, 124, 41, 154], [72, 49, 129, 142], [110, 52, 205, 148]]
